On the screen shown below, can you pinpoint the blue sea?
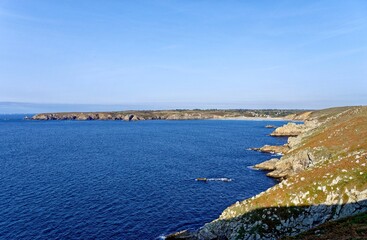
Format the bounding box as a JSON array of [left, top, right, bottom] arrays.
[[0, 115, 288, 240]]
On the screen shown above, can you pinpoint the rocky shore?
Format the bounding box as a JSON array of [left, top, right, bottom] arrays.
[[30, 109, 308, 121], [167, 106, 367, 239], [269, 122, 308, 137]]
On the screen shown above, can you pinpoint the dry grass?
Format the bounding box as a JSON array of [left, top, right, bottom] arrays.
[[220, 106, 367, 220]]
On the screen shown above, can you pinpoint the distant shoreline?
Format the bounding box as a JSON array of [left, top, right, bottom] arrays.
[[213, 116, 289, 121], [30, 109, 310, 121]]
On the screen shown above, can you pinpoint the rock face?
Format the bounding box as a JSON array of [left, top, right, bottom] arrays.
[[168, 106, 367, 240], [253, 158, 279, 171], [270, 122, 307, 137], [197, 194, 367, 240], [266, 150, 315, 179]]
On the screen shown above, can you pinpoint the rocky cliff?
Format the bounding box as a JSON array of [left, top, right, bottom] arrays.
[[167, 106, 367, 239]]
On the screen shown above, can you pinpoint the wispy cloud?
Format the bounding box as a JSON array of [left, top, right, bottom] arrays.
[[0, 8, 39, 22], [0, 7, 60, 24]]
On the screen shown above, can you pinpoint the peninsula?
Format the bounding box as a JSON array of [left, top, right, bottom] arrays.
[[31, 109, 309, 121]]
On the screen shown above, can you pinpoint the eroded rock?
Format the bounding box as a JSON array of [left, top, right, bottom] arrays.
[[270, 123, 306, 137]]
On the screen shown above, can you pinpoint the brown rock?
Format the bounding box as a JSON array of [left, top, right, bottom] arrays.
[[254, 158, 279, 171], [270, 122, 306, 137], [252, 145, 289, 154], [165, 230, 197, 240]]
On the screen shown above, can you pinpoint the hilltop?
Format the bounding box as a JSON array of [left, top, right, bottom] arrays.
[[168, 106, 367, 239]]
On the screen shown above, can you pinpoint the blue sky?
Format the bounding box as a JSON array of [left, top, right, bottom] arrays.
[[0, 0, 367, 112]]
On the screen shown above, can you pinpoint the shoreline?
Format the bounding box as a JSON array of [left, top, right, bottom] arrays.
[[166, 119, 294, 239], [168, 106, 367, 240], [212, 116, 290, 121]]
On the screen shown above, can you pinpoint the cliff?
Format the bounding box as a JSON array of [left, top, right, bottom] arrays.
[[31, 109, 306, 121], [167, 106, 367, 239]]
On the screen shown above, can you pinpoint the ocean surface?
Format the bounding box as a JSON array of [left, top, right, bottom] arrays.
[[0, 115, 289, 240]]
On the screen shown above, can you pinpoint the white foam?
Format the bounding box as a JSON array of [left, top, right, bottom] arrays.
[[206, 178, 232, 182], [247, 166, 259, 170]]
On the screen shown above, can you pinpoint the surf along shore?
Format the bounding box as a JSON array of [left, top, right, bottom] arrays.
[[166, 106, 367, 239]]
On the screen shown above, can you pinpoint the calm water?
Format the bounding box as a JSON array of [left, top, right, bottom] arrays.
[[0, 115, 288, 240]]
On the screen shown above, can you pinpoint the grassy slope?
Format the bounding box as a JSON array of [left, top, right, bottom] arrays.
[[213, 106, 367, 237]]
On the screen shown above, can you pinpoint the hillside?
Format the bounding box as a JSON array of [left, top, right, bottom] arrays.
[[283, 211, 367, 239], [168, 106, 367, 239], [31, 109, 308, 121]]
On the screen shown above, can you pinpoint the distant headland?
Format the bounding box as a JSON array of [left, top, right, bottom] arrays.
[[30, 109, 311, 121]]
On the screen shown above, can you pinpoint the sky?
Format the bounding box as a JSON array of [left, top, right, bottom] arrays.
[[0, 0, 367, 112]]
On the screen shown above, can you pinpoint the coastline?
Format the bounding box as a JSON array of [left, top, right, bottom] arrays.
[[212, 116, 289, 121], [167, 106, 367, 239]]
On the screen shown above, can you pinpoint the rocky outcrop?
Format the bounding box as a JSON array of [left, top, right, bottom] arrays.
[[270, 122, 307, 137], [251, 145, 289, 155], [253, 158, 279, 171], [266, 150, 316, 179]]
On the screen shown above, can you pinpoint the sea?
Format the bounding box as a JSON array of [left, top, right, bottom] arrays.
[[0, 115, 289, 239]]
